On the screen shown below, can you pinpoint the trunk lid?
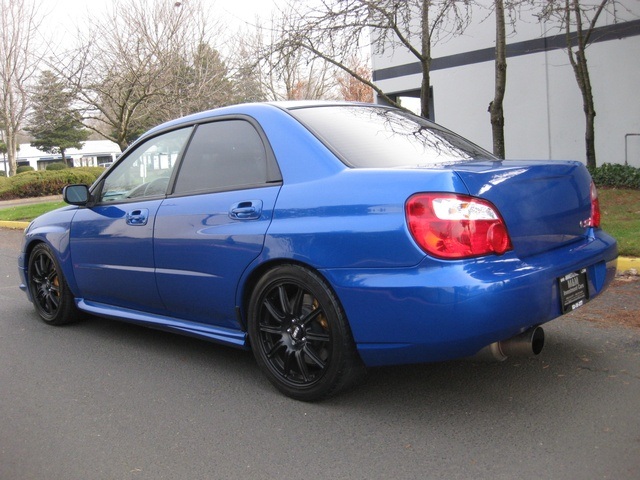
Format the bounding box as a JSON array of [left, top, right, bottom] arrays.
[[450, 160, 593, 258]]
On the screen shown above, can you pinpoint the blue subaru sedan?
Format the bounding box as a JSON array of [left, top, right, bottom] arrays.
[[18, 102, 618, 400]]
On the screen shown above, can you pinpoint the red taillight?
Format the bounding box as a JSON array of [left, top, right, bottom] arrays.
[[586, 181, 601, 228], [406, 193, 513, 259]]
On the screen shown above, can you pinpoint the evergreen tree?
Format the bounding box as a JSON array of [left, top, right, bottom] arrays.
[[27, 70, 89, 163]]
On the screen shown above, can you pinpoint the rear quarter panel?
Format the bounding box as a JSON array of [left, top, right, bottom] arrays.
[[262, 168, 469, 268]]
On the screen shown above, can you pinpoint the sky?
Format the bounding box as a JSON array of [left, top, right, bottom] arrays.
[[47, 0, 280, 39]]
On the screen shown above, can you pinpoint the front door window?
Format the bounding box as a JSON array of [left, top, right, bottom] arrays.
[[99, 127, 192, 203]]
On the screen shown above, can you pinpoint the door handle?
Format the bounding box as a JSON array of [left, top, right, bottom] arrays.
[[229, 200, 262, 220], [126, 209, 149, 225]]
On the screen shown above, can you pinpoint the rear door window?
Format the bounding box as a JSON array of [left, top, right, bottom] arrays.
[[173, 120, 270, 195]]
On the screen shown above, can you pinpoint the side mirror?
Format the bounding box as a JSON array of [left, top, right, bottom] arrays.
[[63, 184, 91, 206]]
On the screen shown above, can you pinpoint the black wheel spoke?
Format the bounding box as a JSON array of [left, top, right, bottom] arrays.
[[46, 293, 59, 313], [35, 288, 47, 302], [266, 339, 285, 359], [282, 350, 295, 377], [299, 306, 322, 327], [302, 344, 326, 369], [264, 297, 285, 323], [259, 322, 282, 335], [290, 287, 304, 316], [295, 351, 311, 382], [305, 330, 329, 342], [277, 285, 291, 314], [33, 256, 45, 279], [40, 256, 49, 277]]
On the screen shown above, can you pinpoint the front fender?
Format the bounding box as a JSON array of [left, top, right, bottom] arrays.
[[20, 207, 80, 298]]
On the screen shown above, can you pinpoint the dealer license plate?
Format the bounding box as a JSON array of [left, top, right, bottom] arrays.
[[559, 268, 589, 314]]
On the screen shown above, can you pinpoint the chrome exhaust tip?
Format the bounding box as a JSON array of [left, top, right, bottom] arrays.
[[476, 326, 545, 361]]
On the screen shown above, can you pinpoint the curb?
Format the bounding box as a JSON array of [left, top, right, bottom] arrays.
[[0, 221, 29, 230], [0, 218, 636, 275], [617, 256, 638, 274]]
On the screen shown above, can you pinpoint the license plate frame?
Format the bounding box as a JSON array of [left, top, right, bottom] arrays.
[[558, 268, 590, 314]]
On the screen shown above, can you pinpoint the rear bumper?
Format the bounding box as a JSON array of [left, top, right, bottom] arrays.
[[323, 229, 618, 367]]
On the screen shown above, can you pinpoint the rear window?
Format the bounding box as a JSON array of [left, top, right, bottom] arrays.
[[289, 105, 494, 168]]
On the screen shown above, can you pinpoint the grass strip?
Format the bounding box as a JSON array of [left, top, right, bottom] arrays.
[[0, 202, 66, 221]]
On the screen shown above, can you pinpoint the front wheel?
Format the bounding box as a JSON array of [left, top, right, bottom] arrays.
[[248, 265, 364, 401], [28, 243, 82, 325]]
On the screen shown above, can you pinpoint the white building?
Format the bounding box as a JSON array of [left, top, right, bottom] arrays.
[[371, 1, 640, 167], [7, 140, 121, 172]]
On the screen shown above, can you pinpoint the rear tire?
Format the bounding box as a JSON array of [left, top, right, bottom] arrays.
[[28, 243, 82, 325], [248, 265, 364, 401]]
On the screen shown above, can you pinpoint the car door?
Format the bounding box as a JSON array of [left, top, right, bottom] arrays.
[[69, 127, 193, 313], [153, 118, 282, 329]]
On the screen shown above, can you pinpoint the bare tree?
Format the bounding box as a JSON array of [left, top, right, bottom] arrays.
[[52, 0, 228, 151], [227, 25, 268, 103], [539, 0, 614, 168], [272, 0, 473, 118], [337, 56, 374, 102], [489, 0, 508, 158], [252, 11, 340, 101], [0, 0, 43, 175], [276, 57, 338, 101], [170, 42, 234, 116]]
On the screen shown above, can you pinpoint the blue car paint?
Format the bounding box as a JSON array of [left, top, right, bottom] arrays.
[[75, 298, 247, 347], [451, 160, 595, 257], [153, 186, 280, 329], [69, 199, 164, 313], [19, 207, 79, 299], [322, 232, 617, 366], [18, 102, 618, 368], [260, 168, 468, 269]]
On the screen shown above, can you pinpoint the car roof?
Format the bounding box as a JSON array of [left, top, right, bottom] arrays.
[[129, 101, 386, 154], [146, 101, 377, 132]]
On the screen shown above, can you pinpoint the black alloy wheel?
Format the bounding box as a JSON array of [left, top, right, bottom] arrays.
[[28, 243, 81, 325], [248, 265, 363, 401]]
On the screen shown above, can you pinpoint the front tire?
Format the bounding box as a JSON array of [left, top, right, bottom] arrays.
[[248, 265, 364, 401], [28, 243, 82, 325]]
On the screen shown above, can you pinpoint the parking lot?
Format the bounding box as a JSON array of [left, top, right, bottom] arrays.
[[1, 227, 638, 480]]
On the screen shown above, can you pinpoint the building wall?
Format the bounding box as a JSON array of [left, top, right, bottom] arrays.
[[371, 2, 640, 166], [8, 140, 121, 172]]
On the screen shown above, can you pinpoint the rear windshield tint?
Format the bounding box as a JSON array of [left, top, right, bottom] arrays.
[[289, 105, 494, 168]]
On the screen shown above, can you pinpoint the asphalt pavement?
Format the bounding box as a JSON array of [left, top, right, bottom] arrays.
[[1, 227, 639, 480]]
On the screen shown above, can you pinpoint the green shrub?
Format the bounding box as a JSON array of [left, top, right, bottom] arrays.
[[16, 165, 34, 174], [77, 166, 108, 178], [0, 167, 104, 200], [589, 163, 640, 190], [0, 170, 6, 177], [45, 162, 68, 171]]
